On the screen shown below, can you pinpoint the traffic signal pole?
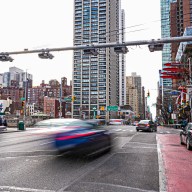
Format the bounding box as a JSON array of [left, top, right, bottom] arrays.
[[23, 70, 27, 128], [3, 36, 192, 55], [59, 78, 62, 119]]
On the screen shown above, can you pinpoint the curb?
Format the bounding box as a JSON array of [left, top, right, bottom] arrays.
[[0, 129, 26, 134]]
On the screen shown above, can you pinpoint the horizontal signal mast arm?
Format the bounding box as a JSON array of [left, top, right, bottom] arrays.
[[5, 35, 192, 55]]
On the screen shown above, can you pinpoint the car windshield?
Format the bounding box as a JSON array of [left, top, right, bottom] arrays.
[[139, 120, 150, 124]]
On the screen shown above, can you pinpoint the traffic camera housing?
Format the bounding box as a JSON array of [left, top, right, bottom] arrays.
[[0, 53, 14, 62], [114, 46, 128, 54], [83, 48, 98, 56], [148, 43, 164, 52], [38, 51, 54, 59]]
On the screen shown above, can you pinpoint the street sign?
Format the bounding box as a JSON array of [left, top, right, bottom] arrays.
[[64, 97, 72, 102], [107, 106, 118, 111], [20, 97, 25, 101], [168, 104, 172, 113]]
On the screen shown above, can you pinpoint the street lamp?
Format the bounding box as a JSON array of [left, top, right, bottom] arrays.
[[93, 107, 96, 119]]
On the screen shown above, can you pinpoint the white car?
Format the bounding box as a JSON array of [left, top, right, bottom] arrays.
[[109, 119, 123, 125]]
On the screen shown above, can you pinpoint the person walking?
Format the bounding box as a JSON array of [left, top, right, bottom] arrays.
[[3, 117, 7, 127], [0, 117, 2, 126]]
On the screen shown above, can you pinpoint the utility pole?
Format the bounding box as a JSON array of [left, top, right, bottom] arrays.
[[23, 70, 27, 128], [59, 78, 62, 118]]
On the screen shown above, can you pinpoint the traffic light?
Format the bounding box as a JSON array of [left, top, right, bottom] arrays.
[[147, 90, 150, 97], [22, 101, 25, 108], [72, 96, 76, 102]]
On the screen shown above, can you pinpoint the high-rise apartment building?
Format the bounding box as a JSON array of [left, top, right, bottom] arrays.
[[161, 0, 175, 88], [72, 0, 125, 119], [126, 73, 142, 117], [2, 67, 33, 88]]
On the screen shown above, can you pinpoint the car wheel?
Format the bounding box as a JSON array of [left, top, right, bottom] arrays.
[[136, 129, 139, 132], [186, 138, 192, 150], [180, 135, 184, 145]]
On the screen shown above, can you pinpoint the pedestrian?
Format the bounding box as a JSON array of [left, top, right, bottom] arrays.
[[0, 117, 2, 126], [3, 117, 7, 127]]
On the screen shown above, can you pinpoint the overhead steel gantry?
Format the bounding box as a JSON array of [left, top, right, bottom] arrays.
[[1, 35, 192, 61]]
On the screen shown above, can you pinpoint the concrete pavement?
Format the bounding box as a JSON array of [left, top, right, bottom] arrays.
[[0, 127, 23, 133]]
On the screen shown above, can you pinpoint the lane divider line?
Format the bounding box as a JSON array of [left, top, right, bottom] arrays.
[[156, 135, 167, 192]]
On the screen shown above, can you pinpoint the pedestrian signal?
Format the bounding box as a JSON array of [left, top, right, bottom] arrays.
[[22, 101, 25, 108]]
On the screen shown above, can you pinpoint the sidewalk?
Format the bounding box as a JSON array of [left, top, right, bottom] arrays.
[[0, 127, 24, 134], [157, 129, 192, 192]]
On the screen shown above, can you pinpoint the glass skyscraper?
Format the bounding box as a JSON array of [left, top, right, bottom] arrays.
[[72, 0, 125, 119], [161, 0, 174, 87]]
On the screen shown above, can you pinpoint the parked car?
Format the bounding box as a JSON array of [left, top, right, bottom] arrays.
[[136, 120, 157, 132], [180, 122, 192, 150], [32, 118, 112, 156]]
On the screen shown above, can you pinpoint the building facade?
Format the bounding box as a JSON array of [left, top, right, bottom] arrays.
[[126, 73, 142, 117], [72, 0, 125, 119], [161, 0, 174, 87], [2, 67, 33, 89]]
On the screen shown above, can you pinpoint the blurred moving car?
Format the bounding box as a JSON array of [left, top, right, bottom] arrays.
[[136, 120, 157, 132], [109, 119, 123, 125], [180, 122, 192, 150], [132, 121, 139, 126], [33, 118, 112, 156]]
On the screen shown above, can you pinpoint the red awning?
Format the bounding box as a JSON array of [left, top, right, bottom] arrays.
[[164, 62, 181, 66], [163, 67, 186, 72], [164, 63, 171, 66], [160, 75, 182, 79], [161, 71, 179, 75]]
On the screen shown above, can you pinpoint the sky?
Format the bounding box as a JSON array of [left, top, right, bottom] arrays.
[[0, 0, 162, 117]]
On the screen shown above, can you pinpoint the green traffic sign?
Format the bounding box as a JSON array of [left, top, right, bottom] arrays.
[[107, 106, 118, 111], [20, 97, 25, 101], [64, 97, 72, 102]]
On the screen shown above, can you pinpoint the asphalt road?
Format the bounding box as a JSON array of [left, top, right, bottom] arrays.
[[0, 125, 179, 192]]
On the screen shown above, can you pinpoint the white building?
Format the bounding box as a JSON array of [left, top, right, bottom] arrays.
[[72, 0, 126, 120]]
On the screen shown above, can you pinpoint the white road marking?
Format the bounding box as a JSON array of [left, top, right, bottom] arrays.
[[115, 129, 122, 132], [156, 135, 167, 192], [129, 141, 157, 146], [0, 186, 55, 192], [80, 181, 158, 192], [39, 141, 54, 145]]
